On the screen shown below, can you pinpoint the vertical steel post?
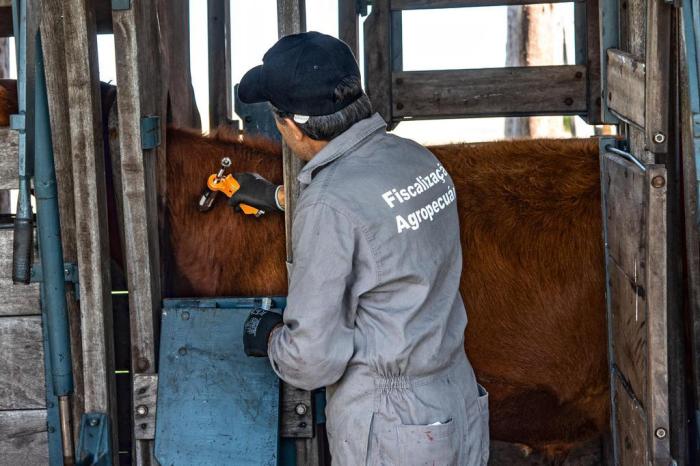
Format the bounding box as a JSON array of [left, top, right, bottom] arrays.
[[34, 33, 75, 465], [11, 0, 33, 284]]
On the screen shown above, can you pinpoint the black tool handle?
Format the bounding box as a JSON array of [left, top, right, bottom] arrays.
[[12, 215, 33, 284]]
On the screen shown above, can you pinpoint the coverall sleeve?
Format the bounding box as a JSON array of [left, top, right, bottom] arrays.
[[268, 201, 366, 391]]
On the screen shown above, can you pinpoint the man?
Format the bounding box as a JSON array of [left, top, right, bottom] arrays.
[[233, 32, 489, 466]]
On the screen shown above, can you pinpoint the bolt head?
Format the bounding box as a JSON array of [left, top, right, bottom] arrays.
[[651, 176, 666, 188], [136, 405, 149, 417], [89, 418, 100, 427], [181, 311, 190, 321], [295, 403, 308, 416], [178, 347, 187, 356], [653, 132, 666, 144], [655, 427, 667, 439]]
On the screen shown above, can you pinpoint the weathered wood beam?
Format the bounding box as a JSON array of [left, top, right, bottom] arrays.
[[391, 0, 575, 9], [364, 0, 392, 124], [0, 410, 49, 465], [62, 0, 118, 461], [0, 1, 113, 38], [208, 0, 231, 130], [583, 0, 603, 124], [112, 0, 165, 463], [40, 0, 86, 440], [0, 229, 40, 315], [0, 315, 46, 409], [606, 49, 645, 128], [338, 0, 359, 59], [0, 127, 19, 189], [392, 65, 588, 119], [644, 0, 672, 155]]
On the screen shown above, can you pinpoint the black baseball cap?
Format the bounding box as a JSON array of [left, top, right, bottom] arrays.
[[238, 31, 362, 117]]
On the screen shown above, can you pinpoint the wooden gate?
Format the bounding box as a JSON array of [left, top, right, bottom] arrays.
[[600, 140, 671, 465]]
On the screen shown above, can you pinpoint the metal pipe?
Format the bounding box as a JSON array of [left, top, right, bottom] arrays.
[[605, 144, 647, 172], [11, 0, 33, 284], [34, 32, 75, 462], [59, 396, 75, 465]]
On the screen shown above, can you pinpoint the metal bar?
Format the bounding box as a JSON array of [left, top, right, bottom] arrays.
[[11, 0, 32, 284], [34, 32, 75, 464], [604, 144, 647, 172], [391, 0, 578, 9]]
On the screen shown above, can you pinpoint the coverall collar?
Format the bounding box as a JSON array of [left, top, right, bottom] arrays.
[[297, 113, 387, 185]]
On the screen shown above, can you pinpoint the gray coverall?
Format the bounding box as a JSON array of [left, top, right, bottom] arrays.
[[268, 113, 489, 465]]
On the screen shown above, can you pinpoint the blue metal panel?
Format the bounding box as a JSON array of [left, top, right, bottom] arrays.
[[682, 0, 700, 224], [233, 84, 281, 142], [76, 413, 113, 466], [156, 297, 285, 466]]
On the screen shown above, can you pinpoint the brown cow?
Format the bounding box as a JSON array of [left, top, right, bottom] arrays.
[[166, 127, 608, 459]]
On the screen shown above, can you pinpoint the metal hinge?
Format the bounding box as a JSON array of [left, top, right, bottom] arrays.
[[692, 114, 700, 137], [31, 262, 80, 299], [112, 0, 131, 10], [10, 112, 25, 132], [140, 115, 161, 150]]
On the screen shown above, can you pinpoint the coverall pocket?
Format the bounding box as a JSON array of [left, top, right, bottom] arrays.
[[398, 419, 459, 466], [476, 384, 490, 466]]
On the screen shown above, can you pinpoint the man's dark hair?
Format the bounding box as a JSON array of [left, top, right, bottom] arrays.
[[271, 76, 373, 141]]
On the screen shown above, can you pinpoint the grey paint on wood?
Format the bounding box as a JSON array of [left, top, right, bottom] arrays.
[[39, 0, 86, 440], [613, 375, 648, 466], [0, 127, 19, 190], [0, 410, 48, 466], [606, 49, 645, 128], [392, 65, 588, 119], [0, 316, 45, 409], [0, 229, 40, 316], [644, 0, 671, 155], [132, 374, 157, 440]]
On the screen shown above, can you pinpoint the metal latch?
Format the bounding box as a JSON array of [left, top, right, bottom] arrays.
[[140, 115, 161, 150], [111, 0, 131, 10]]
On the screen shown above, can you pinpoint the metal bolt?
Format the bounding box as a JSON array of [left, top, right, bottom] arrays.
[[651, 176, 666, 188], [295, 403, 308, 416], [140, 423, 148, 430], [136, 357, 150, 371], [564, 97, 574, 106], [653, 132, 666, 144], [655, 427, 667, 439], [298, 422, 307, 429], [181, 311, 190, 321], [575, 71, 583, 79], [89, 418, 100, 427], [396, 102, 404, 110], [48, 426, 55, 433], [178, 347, 187, 356], [136, 405, 149, 417]]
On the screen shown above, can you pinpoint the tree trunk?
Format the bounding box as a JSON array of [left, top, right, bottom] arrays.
[[505, 4, 571, 139]]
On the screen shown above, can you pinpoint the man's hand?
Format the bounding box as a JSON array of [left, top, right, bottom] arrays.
[[229, 173, 284, 212], [243, 309, 283, 357]]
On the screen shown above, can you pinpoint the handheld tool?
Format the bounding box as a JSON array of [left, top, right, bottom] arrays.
[[197, 157, 264, 217]]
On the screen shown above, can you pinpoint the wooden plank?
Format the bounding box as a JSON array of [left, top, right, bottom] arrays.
[[363, 0, 392, 124], [39, 0, 86, 441], [0, 1, 112, 37], [644, 0, 671, 155], [158, 0, 201, 129], [392, 65, 587, 119], [62, 0, 118, 460], [208, 0, 231, 130], [338, 0, 359, 59], [0, 229, 40, 316], [602, 153, 645, 276], [609, 260, 648, 404], [613, 375, 648, 466], [0, 410, 48, 466], [644, 164, 670, 463], [0, 127, 19, 190], [584, 0, 603, 124], [112, 0, 166, 463], [0, 316, 45, 409], [607, 49, 646, 128], [391, 0, 574, 9], [624, 0, 646, 57]]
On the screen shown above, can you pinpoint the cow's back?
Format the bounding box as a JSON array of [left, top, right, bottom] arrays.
[[430, 138, 607, 453]]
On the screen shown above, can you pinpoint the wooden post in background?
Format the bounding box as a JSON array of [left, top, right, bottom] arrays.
[[0, 34, 9, 212], [112, 0, 166, 463], [62, 0, 118, 461], [338, 0, 360, 59], [208, 0, 232, 130]]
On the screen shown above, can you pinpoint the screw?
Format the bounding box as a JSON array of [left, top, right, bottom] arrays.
[[564, 97, 574, 106], [89, 418, 100, 427], [140, 423, 148, 430], [295, 403, 308, 416], [395, 78, 404, 85], [136, 357, 150, 371], [298, 422, 307, 429], [181, 311, 190, 321], [651, 176, 666, 188], [136, 405, 149, 417], [48, 426, 55, 433], [655, 427, 667, 439], [575, 71, 583, 79], [653, 132, 666, 144], [178, 347, 187, 356], [396, 102, 404, 110]]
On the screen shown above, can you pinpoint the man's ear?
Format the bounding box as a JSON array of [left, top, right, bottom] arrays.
[[283, 118, 305, 141]]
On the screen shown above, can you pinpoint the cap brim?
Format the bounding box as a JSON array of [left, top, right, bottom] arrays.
[[238, 65, 268, 104]]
